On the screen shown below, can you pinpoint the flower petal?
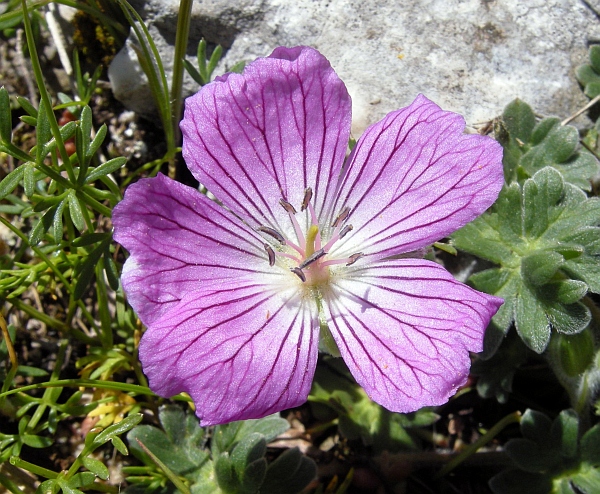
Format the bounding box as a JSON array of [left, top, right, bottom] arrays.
[[180, 46, 352, 235], [322, 258, 503, 412], [327, 95, 503, 261], [139, 281, 319, 426], [112, 173, 273, 325]]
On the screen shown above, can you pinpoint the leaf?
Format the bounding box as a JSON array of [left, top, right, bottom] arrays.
[[495, 98, 599, 189], [0, 86, 12, 143], [550, 409, 579, 459], [85, 157, 127, 183], [472, 330, 528, 403], [94, 413, 142, 446], [81, 457, 109, 480], [21, 434, 53, 448], [515, 284, 550, 354], [0, 165, 25, 199], [128, 406, 209, 476], [489, 470, 552, 494], [311, 357, 429, 451], [35, 99, 52, 164], [453, 168, 600, 354], [260, 448, 317, 494], [68, 190, 86, 232], [501, 98, 536, 144]]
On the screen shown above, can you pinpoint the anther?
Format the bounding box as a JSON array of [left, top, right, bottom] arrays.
[[339, 224, 353, 239], [301, 187, 313, 211], [264, 243, 276, 266], [279, 198, 297, 214], [257, 226, 286, 244], [291, 267, 306, 282], [298, 248, 326, 269], [332, 206, 351, 227], [346, 252, 364, 266]]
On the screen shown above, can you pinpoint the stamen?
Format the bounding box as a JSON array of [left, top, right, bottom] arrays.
[[291, 267, 306, 282], [332, 206, 351, 228], [298, 248, 326, 269], [279, 198, 297, 214], [339, 224, 353, 239], [301, 187, 313, 211], [258, 226, 286, 244], [346, 252, 364, 266], [264, 243, 276, 266]]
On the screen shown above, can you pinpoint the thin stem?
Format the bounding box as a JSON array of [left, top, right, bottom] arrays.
[[0, 379, 156, 401], [20, 0, 73, 181], [169, 0, 194, 178], [434, 411, 522, 479]]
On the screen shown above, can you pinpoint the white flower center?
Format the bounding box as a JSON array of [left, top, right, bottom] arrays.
[[259, 188, 363, 288]]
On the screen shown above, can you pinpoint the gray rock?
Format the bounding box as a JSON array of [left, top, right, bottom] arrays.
[[108, 0, 600, 133]]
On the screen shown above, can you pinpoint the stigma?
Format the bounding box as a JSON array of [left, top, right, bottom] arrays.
[[258, 188, 363, 286]]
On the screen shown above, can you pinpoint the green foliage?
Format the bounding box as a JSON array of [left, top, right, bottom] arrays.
[[183, 39, 224, 86], [471, 329, 529, 403], [576, 45, 600, 99], [452, 167, 600, 355], [490, 409, 600, 494], [125, 406, 315, 494], [496, 99, 598, 189], [310, 358, 439, 452]]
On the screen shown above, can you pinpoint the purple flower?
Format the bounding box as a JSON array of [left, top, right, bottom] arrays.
[[113, 46, 504, 426]]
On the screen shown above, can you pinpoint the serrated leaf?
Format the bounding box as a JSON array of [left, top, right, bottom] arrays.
[[496, 98, 598, 188], [128, 406, 208, 475], [455, 168, 600, 355], [515, 284, 550, 353], [521, 250, 564, 286], [502, 98, 536, 144], [545, 301, 590, 335]]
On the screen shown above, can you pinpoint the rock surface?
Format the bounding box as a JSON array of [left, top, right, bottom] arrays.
[[109, 0, 600, 133]]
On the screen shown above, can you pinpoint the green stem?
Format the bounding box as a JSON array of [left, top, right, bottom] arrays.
[[26, 340, 68, 431], [434, 411, 522, 479], [9, 457, 57, 480], [169, 0, 193, 178], [20, 0, 74, 182], [0, 379, 156, 401]]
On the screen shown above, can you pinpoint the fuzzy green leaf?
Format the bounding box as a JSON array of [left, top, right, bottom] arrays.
[[260, 448, 317, 494], [453, 168, 600, 353]]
